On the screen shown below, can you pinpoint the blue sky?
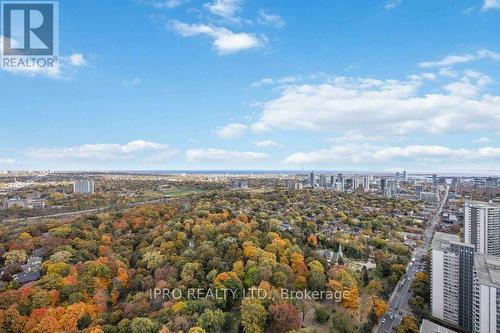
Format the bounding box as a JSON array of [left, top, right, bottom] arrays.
[[1, 0, 500, 172]]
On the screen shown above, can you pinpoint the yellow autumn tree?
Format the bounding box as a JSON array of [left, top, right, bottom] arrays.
[[372, 297, 389, 317], [233, 260, 245, 279], [415, 272, 429, 283], [342, 287, 360, 310]]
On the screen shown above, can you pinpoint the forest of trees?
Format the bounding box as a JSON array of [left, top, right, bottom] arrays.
[[0, 189, 425, 332]]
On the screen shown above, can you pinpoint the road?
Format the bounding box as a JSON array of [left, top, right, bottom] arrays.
[[375, 186, 449, 333]]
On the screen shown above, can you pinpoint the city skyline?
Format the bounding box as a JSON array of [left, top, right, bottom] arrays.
[[1, 0, 500, 171]]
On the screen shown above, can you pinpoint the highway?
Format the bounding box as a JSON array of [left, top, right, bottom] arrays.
[[375, 186, 449, 333]]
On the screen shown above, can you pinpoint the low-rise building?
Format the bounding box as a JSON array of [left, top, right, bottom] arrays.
[[318, 244, 343, 265], [3, 197, 27, 209], [279, 222, 293, 232], [14, 255, 43, 284], [2, 197, 45, 209]]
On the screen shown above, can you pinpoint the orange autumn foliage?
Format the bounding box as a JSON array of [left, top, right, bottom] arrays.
[[116, 267, 129, 287], [48, 290, 59, 306], [93, 289, 108, 314], [307, 234, 318, 247], [101, 234, 111, 245], [98, 245, 112, 257], [23, 302, 96, 333], [290, 253, 309, 277]]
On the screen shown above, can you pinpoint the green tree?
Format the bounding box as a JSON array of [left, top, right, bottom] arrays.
[[396, 315, 419, 333], [272, 271, 288, 288], [142, 251, 165, 271], [241, 298, 267, 333], [308, 270, 326, 291], [362, 266, 369, 286], [367, 307, 378, 326], [197, 308, 225, 333], [409, 295, 429, 322], [330, 312, 355, 333], [313, 307, 329, 324], [77, 313, 92, 330], [130, 317, 157, 333]]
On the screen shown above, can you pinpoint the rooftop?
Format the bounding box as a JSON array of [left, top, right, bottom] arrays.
[[431, 232, 464, 251], [465, 200, 500, 209], [15, 270, 40, 284], [26, 256, 43, 265], [420, 319, 457, 333], [474, 254, 500, 287]]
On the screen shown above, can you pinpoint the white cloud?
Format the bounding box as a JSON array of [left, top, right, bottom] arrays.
[[419, 49, 500, 68], [407, 72, 437, 81], [258, 10, 285, 28], [69, 54, 87, 67], [204, 0, 242, 19], [421, 72, 437, 80], [482, 0, 500, 11], [150, 0, 189, 8], [438, 67, 459, 78], [251, 72, 500, 136], [170, 20, 265, 54], [215, 123, 247, 139], [186, 148, 267, 162], [283, 143, 500, 168], [250, 121, 271, 133], [443, 70, 492, 98], [385, 0, 402, 10], [122, 78, 142, 87], [475, 136, 493, 144], [253, 140, 283, 148], [328, 133, 385, 144], [250, 75, 301, 88], [0, 158, 16, 165], [27, 140, 175, 160], [137, 0, 189, 8], [250, 78, 274, 88]]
